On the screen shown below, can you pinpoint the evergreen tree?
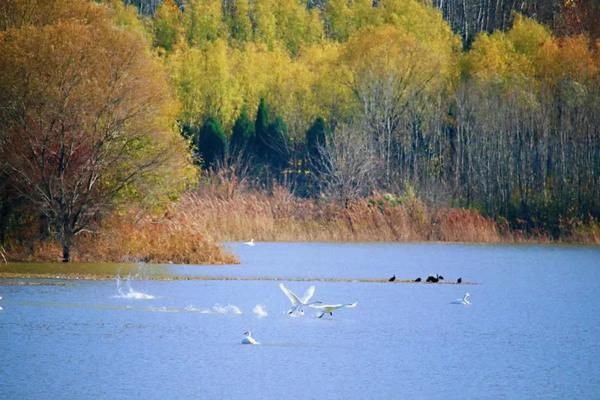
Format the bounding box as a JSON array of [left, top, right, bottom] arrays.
[[195, 116, 227, 169], [230, 106, 255, 163], [266, 116, 291, 173], [306, 116, 329, 167], [253, 98, 290, 176], [254, 97, 272, 162]]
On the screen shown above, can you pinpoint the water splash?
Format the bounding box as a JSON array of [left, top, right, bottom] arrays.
[[146, 306, 178, 313], [211, 304, 242, 314], [113, 275, 155, 300], [184, 305, 212, 313], [253, 304, 268, 318]]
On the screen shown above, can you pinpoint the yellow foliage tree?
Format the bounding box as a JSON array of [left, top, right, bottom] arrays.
[[184, 0, 225, 47]]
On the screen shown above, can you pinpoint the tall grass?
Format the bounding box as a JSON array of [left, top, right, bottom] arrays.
[[181, 179, 599, 244], [178, 187, 506, 243]]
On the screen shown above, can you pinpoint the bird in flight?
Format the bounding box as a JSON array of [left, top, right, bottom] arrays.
[[279, 283, 321, 315], [310, 302, 358, 318]]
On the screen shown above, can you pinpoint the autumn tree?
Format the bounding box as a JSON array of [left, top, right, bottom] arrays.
[[153, 0, 181, 51], [341, 20, 459, 188], [184, 0, 224, 47], [0, 0, 193, 261]]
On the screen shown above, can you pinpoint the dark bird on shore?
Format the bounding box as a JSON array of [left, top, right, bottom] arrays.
[[457, 277, 462, 284], [414, 277, 422, 282], [426, 274, 443, 283], [388, 275, 396, 282]]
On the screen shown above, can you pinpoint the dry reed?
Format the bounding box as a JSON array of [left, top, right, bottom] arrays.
[[178, 188, 506, 243]]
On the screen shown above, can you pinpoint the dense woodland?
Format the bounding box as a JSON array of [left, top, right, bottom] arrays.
[[0, 0, 598, 261]]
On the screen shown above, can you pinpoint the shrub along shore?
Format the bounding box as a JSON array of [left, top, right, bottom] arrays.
[[2, 186, 598, 265]]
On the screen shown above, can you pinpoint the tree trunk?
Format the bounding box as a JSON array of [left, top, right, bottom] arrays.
[[62, 244, 70, 263]]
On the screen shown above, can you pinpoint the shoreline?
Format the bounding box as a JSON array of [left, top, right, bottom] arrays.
[[0, 272, 477, 284]]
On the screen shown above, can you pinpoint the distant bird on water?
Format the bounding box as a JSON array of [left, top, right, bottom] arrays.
[[414, 277, 422, 282], [388, 275, 396, 282], [457, 277, 462, 284], [451, 293, 471, 305], [242, 331, 260, 345], [244, 239, 255, 246]]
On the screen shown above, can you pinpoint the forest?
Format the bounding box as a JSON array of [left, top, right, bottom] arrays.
[[0, 0, 598, 262]]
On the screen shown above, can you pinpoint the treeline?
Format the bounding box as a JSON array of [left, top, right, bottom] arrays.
[[125, 0, 599, 45], [0, 0, 598, 262], [147, 0, 598, 237]]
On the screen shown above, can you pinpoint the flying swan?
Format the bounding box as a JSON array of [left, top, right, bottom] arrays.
[[242, 331, 260, 345], [279, 283, 321, 315], [310, 302, 358, 318]]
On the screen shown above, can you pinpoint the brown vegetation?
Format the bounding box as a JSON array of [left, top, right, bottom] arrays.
[[175, 189, 499, 243], [3, 210, 237, 264], [3, 181, 597, 265], [173, 182, 599, 245]]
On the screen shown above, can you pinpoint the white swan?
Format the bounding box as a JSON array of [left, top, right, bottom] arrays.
[[279, 283, 321, 315], [451, 292, 471, 305], [310, 302, 358, 318], [244, 239, 255, 246], [241, 331, 259, 345]]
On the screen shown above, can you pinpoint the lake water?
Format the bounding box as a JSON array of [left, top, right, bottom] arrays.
[[1, 243, 600, 399]]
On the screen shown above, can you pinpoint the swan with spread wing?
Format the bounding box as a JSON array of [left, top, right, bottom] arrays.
[[279, 283, 321, 315]]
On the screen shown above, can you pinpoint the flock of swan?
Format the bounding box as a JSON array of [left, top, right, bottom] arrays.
[[242, 282, 471, 345], [0, 240, 472, 347], [278, 283, 358, 319], [241, 283, 359, 345]]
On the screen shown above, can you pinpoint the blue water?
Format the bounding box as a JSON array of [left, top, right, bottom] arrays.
[[1, 243, 600, 399]]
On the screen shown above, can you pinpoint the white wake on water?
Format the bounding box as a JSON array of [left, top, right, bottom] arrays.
[[212, 304, 242, 314], [183, 304, 243, 314], [253, 304, 268, 318]]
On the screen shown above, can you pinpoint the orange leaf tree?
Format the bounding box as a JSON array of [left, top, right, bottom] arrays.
[[0, 1, 193, 261]]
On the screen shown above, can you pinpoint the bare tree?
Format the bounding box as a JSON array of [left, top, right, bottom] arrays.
[[315, 122, 378, 202]]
